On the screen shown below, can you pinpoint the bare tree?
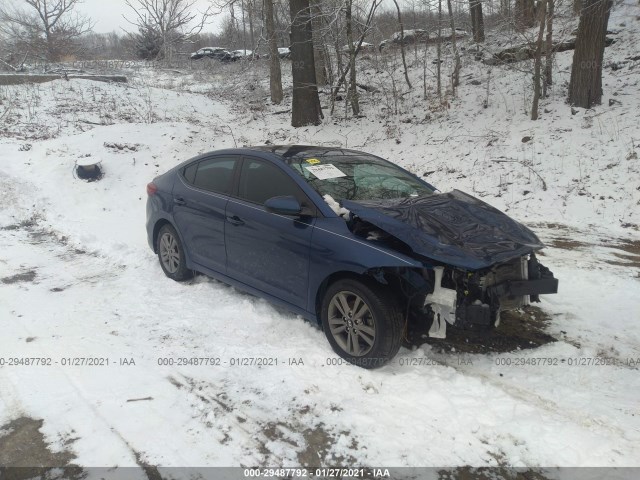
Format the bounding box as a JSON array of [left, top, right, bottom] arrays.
[[469, 0, 485, 42], [265, 0, 283, 104], [245, 0, 255, 52], [290, 0, 322, 126], [573, 0, 582, 14], [446, 0, 460, 93], [310, 0, 328, 86], [391, 0, 412, 89], [436, 0, 442, 99], [500, 0, 511, 15], [543, 0, 554, 95], [515, 0, 535, 30], [345, 0, 360, 115], [531, 0, 547, 120], [568, 0, 612, 108], [0, 0, 93, 61], [329, 0, 381, 114], [124, 0, 212, 61]]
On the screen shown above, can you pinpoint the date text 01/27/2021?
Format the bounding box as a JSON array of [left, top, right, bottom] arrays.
[[243, 468, 391, 478]]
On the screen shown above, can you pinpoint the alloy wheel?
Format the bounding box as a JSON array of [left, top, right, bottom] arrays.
[[327, 291, 376, 356], [159, 232, 180, 274]]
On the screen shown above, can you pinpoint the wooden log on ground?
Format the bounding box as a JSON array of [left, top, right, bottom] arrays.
[[0, 74, 128, 86], [483, 37, 615, 65]]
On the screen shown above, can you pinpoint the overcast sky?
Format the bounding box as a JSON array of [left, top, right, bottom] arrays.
[[75, 0, 400, 35], [75, 0, 225, 34]]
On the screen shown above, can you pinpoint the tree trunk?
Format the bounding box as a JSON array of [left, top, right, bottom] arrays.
[[515, 0, 535, 30], [531, 0, 547, 120], [544, 0, 554, 95], [241, 0, 247, 52], [392, 0, 412, 89], [568, 0, 612, 108], [470, 1, 477, 40], [330, 19, 343, 115], [248, 0, 255, 52], [265, 0, 283, 104], [230, 4, 238, 47], [329, 0, 380, 114], [320, 9, 335, 86], [525, 0, 535, 27], [447, 0, 461, 93], [573, 0, 582, 14], [437, 0, 442, 99], [345, 0, 359, 115], [501, 0, 510, 16], [290, 0, 323, 126], [310, 0, 327, 86], [470, 0, 485, 43]]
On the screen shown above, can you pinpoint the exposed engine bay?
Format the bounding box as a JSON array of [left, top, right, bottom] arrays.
[[423, 254, 557, 338]]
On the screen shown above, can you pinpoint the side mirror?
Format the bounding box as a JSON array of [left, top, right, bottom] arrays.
[[264, 195, 302, 216]]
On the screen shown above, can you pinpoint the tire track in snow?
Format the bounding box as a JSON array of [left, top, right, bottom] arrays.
[[434, 355, 631, 437], [0, 223, 162, 477]]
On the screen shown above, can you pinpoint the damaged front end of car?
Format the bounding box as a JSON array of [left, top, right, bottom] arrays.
[[421, 253, 557, 338], [338, 191, 559, 339]]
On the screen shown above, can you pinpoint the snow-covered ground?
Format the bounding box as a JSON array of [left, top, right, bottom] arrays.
[[1, 0, 640, 477]]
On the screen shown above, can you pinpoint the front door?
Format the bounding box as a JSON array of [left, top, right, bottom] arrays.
[[225, 157, 315, 309]]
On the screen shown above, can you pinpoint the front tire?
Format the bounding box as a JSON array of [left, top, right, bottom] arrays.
[[321, 278, 404, 369], [157, 224, 193, 281]]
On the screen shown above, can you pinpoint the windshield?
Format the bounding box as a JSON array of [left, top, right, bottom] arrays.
[[287, 154, 435, 201]]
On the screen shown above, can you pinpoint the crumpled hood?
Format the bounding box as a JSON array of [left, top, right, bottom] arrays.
[[341, 190, 544, 270]]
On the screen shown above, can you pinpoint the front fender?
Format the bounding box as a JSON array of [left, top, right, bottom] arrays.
[[307, 217, 424, 316]]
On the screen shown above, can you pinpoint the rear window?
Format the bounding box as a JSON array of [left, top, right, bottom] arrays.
[[186, 157, 236, 194], [183, 163, 197, 184]]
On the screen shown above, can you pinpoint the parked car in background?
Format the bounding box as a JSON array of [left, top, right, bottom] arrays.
[[379, 28, 468, 51], [278, 47, 291, 59], [190, 47, 233, 61], [146, 146, 558, 368], [231, 49, 260, 61], [342, 41, 375, 53]]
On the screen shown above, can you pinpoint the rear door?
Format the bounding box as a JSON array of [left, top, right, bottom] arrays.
[[225, 157, 316, 309], [172, 155, 239, 274]]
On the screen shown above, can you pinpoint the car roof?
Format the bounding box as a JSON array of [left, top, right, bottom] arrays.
[[248, 145, 372, 160], [174, 145, 379, 171]]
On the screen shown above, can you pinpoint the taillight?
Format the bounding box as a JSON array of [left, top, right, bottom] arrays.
[[146, 182, 158, 195]]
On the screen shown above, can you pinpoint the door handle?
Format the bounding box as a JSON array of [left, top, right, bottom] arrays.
[[173, 197, 186, 206], [227, 215, 245, 226]]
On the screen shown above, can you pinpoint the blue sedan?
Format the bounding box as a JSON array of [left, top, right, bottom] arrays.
[[146, 146, 557, 368]]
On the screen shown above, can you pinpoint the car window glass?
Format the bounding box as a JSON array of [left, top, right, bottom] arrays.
[[287, 154, 434, 201], [192, 157, 236, 194], [183, 163, 197, 184], [238, 159, 301, 205]]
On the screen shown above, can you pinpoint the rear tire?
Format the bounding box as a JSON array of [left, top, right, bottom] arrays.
[[321, 278, 404, 369], [157, 224, 193, 281]]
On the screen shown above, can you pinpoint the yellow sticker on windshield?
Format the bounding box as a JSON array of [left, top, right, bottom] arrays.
[[305, 158, 321, 165]]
